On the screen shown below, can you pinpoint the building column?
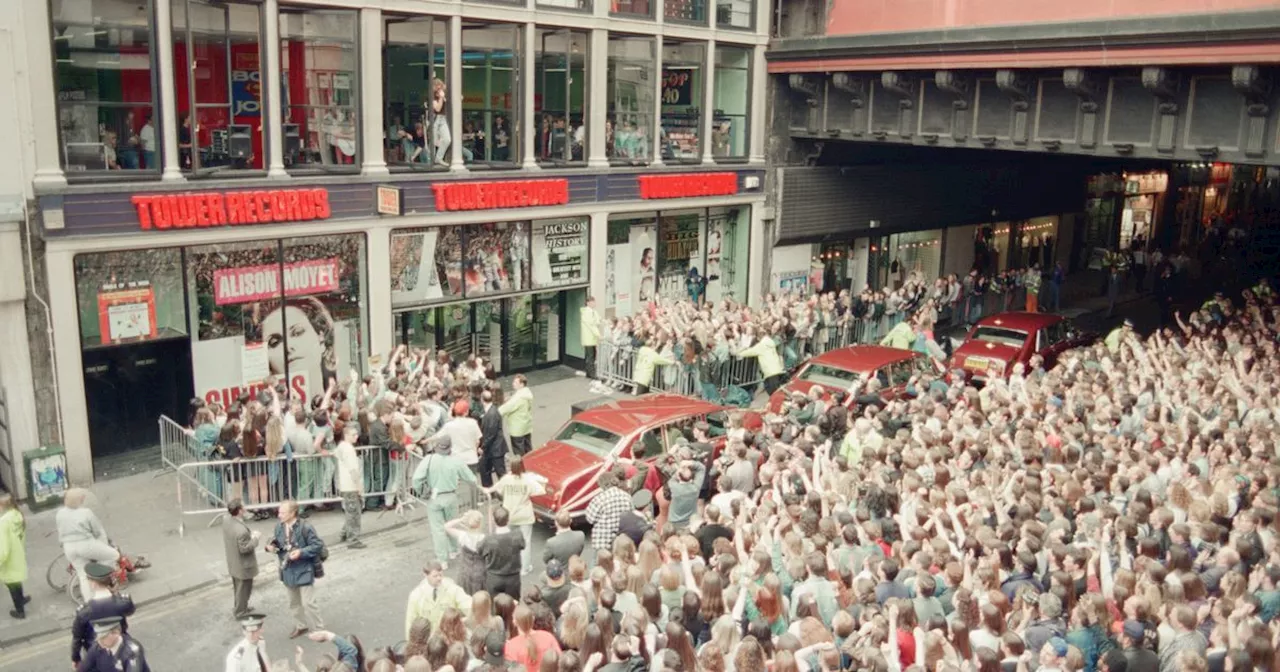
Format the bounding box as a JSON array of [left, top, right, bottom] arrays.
[[748, 44, 767, 164], [520, 22, 539, 170], [45, 248, 92, 483], [26, 0, 66, 190], [366, 228, 393, 357], [448, 15, 467, 172], [651, 38, 664, 166], [263, 0, 288, 178], [0, 221, 40, 498], [155, 0, 185, 182], [747, 203, 769, 306], [589, 211, 609, 312], [587, 29, 609, 168], [700, 40, 716, 163], [359, 8, 389, 177]]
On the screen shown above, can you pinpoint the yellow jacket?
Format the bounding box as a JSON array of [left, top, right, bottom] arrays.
[[581, 305, 601, 347], [634, 346, 675, 387], [738, 336, 784, 379], [0, 509, 27, 584]]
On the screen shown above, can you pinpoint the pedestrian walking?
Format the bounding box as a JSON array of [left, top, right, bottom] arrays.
[[71, 562, 136, 668], [478, 390, 508, 487], [478, 506, 524, 599], [411, 434, 478, 566], [221, 498, 260, 619], [581, 295, 601, 379], [334, 423, 365, 548], [488, 455, 547, 575], [499, 374, 534, 456], [77, 616, 149, 672], [404, 561, 472, 637], [265, 500, 325, 638], [0, 493, 29, 620], [225, 612, 272, 672]]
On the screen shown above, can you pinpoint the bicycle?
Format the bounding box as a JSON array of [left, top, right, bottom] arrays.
[[45, 548, 151, 606]]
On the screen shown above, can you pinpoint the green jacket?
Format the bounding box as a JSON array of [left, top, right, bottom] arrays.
[[738, 336, 783, 379], [880, 321, 915, 350], [1104, 326, 1126, 353], [635, 346, 674, 386], [499, 386, 534, 438], [581, 305, 601, 347], [0, 509, 28, 584]]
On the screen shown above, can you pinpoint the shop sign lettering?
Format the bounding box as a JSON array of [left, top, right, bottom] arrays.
[[131, 188, 332, 230], [638, 173, 738, 199], [202, 373, 309, 408], [212, 258, 341, 305], [432, 179, 569, 212]]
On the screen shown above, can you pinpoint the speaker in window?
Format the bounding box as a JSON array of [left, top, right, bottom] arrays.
[[284, 123, 301, 164], [228, 124, 252, 159]]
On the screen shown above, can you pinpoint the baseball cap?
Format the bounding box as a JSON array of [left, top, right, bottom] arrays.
[[484, 629, 507, 665], [1122, 620, 1145, 640], [545, 558, 565, 580]]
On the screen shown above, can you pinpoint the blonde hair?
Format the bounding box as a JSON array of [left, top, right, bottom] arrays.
[[63, 487, 89, 509], [265, 416, 285, 459], [462, 510, 483, 530]]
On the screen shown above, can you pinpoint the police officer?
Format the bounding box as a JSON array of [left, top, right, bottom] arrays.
[[225, 612, 272, 672], [76, 616, 149, 672], [71, 562, 136, 667]]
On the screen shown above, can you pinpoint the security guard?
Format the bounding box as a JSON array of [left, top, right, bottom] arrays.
[[225, 612, 272, 672], [76, 616, 149, 672], [71, 562, 136, 666]]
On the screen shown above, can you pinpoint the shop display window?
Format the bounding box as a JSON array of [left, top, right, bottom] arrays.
[[665, 0, 707, 23], [716, 0, 754, 29], [611, 0, 653, 18], [383, 15, 449, 170], [53, 0, 157, 174], [539, 0, 593, 10], [712, 46, 750, 159], [75, 248, 187, 346], [279, 9, 359, 171], [535, 29, 588, 165], [173, 0, 264, 175], [660, 41, 705, 163], [461, 22, 519, 166], [606, 36, 656, 165], [657, 209, 705, 301], [706, 206, 750, 302]]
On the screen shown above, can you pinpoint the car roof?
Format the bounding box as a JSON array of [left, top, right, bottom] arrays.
[[972, 311, 1064, 332], [808, 345, 921, 373], [571, 393, 726, 436]]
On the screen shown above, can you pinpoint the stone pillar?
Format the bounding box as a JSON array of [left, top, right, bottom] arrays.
[[589, 211, 609, 313], [587, 28, 609, 168], [448, 15, 467, 172], [359, 8, 389, 176], [26, 0, 66, 190], [366, 228, 393, 357], [651, 38, 664, 166], [701, 40, 716, 163], [520, 22, 538, 169], [263, 0, 288, 177], [155, 0, 185, 181], [748, 44, 767, 164]]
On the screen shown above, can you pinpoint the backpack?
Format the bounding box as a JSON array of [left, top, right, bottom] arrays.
[[310, 523, 329, 577]]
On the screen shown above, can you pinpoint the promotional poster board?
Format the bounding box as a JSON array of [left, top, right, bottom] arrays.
[[532, 218, 588, 288]]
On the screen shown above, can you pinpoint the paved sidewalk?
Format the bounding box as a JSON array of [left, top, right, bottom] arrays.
[[0, 372, 610, 648]]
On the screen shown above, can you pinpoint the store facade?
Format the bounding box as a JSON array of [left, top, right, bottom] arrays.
[[41, 169, 764, 476]]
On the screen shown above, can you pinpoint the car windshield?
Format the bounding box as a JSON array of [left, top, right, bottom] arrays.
[[553, 421, 622, 457], [970, 326, 1029, 348], [797, 363, 863, 389]]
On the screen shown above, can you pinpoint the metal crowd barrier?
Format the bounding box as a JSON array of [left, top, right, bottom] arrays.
[[595, 341, 767, 400]]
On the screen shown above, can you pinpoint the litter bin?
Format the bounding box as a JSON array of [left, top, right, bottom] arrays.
[[24, 444, 69, 511]]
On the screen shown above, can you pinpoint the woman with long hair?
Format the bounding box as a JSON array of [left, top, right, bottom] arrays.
[[663, 620, 698, 671], [0, 493, 29, 619], [494, 592, 518, 638], [734, 636, 768, 672], [505, 603, 561, 670], [557, 596, 590, 650], [438, 607, 468, 646], [264, 414, 287, 502], [468, 590, 492, 631], [241, 410, 268, 516], [637, 539, 663, 581], [404, 617, 431, 660], [577, 623, 608, 664]]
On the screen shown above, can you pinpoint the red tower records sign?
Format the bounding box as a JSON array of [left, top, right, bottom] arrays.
[[431, 179, 569, 211], [638, 173, 739, 199], [130, 188, 332, 230]]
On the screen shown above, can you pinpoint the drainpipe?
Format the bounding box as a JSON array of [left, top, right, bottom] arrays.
[[24, 203, 62, 445]]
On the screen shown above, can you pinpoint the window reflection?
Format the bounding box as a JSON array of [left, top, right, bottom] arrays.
[[461, 22, 519, 165], [383, 15, 448, 169], [610, 0, 652, 18], [665, 0, 707, 23], [660, 41, 704, 163], [279, 9, 359, 171], [538, 0, 593, 9], [606, 36, 655, 164], [174, 0, 263, 174], [713, 46, 750, 159], [53, 0, 156, 173], [716, 0, 754, 29], [536, 29, 588, 165]]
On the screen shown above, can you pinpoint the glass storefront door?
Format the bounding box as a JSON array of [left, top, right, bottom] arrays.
[[393, 291, 567, 373]]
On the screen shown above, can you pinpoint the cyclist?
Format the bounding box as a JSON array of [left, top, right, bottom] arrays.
[[56, 488, 119, 600]]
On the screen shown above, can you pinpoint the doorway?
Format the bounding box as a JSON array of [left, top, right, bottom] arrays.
[[394, 292, 566, 373], [82, 337, 195, 459]]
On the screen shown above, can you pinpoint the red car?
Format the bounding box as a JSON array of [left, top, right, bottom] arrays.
[[949, 312, 1096, 382], [524, 394, 728, 522], [767, 345, 935, 413]]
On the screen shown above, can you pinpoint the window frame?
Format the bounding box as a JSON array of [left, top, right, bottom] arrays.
[[278, 6, 362, 175], [711, 44, 751, 162], [659, 39, 706, 165], [535, 27, 588, 167], [714, 0, 756, 31], [382, 13, 451, 173], [459, 20, 522, 169], [606, 34, 657, 167]]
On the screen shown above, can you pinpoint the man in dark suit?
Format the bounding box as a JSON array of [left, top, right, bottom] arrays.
[[76, 616, 149, 672], [542, 511, 587, 567], [479, 506, 524, 599], [365, 400, 395, 510], [478, 389, 508, 488], [222, 498, 260, 618], [71, 563, 136, 667]]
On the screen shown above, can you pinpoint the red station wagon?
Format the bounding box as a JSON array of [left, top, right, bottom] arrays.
[[949, 312, 1096, 382], [767, 345, 935, 413], [524, 394, 728, 522]]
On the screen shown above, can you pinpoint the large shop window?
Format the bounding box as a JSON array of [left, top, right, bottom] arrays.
[[716, 0, 754, 29], [461, 22, 519, 166], [604, 207, 749, 316], [279, 9, 359, 172], [186, 235, 369, 405], [75, 249, 187, 346], [666, 0, 707, 24], [174, 0, 264, 175], [661, 41, 705, 163], [383, 15, 449, 170], [539, 0, 593, 10], [712, 46, 750, 159], [606, 36, 656, 165], [535, 29, 588, 165], [53, 0, 157, 173], [390, 219, 589, 308], [611, 0, 652, 18]]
